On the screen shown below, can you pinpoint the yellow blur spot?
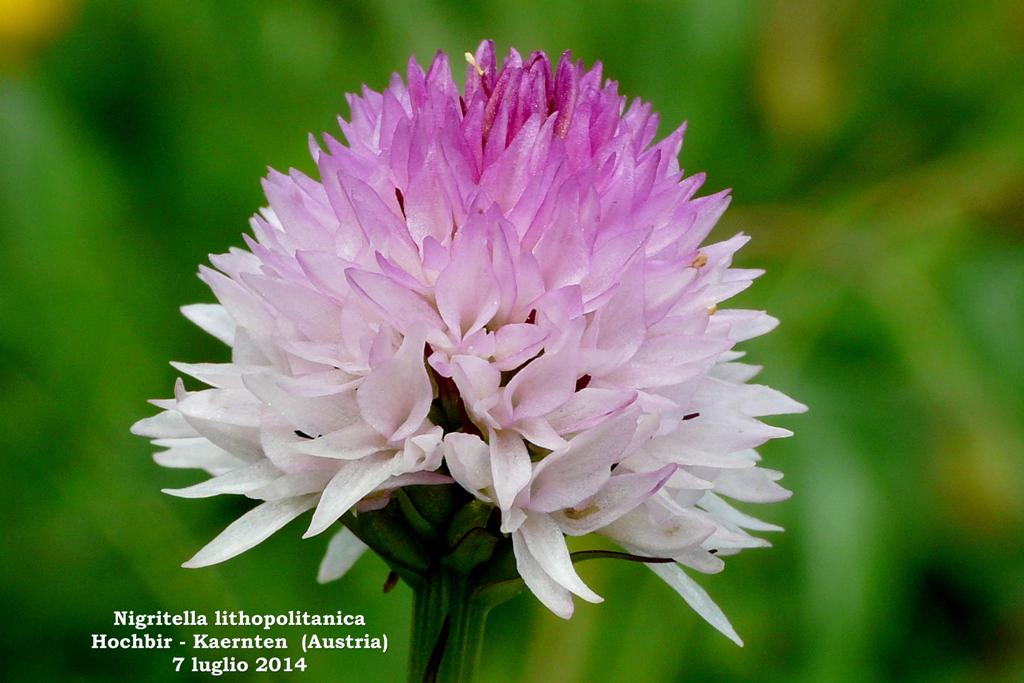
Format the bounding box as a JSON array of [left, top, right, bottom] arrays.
[[0, 0, 77, 55]]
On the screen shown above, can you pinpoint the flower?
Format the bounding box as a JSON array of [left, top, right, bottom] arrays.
[[132, 40, 805, 645]]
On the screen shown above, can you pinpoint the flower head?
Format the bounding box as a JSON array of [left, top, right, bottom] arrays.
[[133, 40, 804, 644]]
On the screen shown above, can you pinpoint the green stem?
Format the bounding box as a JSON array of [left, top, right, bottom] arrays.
[[408, 569, 491, 683]]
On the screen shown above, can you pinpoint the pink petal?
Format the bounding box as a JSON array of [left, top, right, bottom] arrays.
[[346, 268, 444, 332], [356, 329, 432, 441], [555, 464, 675, 536], [529, 412, 638, 512]]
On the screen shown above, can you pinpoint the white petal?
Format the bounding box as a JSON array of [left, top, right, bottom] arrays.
[[443, 433, 494, 501], [666, 411, 792, 454], [198, 266, 277, 333], [396, 427, 444, 473], [644, 561, 743, 646], [292, 423, 387, 460], [171, 362, 256, 389], [177, 389, 263, 461], [450, 355, 502, 424], [373, 471, 453, 491], [247, 472, 333, 500], [713, 309, 778, 343], [708, 362, 761, 383], [673, 547, 726, 574], [317, 527, 368, 583], [518, 514, 602, 604], [493, 323, 548, 371], [131, 410, 198, 439], [182, 494, 318, 568], [488, 429, 532, 512], [152, 439, 246, 472], [304, 455, 395, 538], [704, 524, 772, 551], [714, 467, 792, 503], [162, 461, 281, 498], [514, 417, 567, 451], [698, 377, 807, 416], [601, 505, 715, 557], [181, 303, 235, 345], [698, 492, 784, 532], [511, 529, 575, 619], [739, 385, 807, 416], [243, 372, 361, 436]]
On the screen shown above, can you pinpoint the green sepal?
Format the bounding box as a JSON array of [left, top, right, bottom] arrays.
[[444, 500, 494, 549], [469, 542, 521, 593], [395, 489, 441, 542], [405, 484, 471, 528], [442, 527, 499, 574], [469, 542, 525, 609], [470, 576, 525, 611], [342, 504, 432, 580]]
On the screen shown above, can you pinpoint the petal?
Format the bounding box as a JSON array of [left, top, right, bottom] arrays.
[[600, 505, 715, 557], [152, 438, 246, 473], [356, 329, 432, 441], [243, 372, 361, 436], [515, 417, 567, 451], [450, 355, 502, 422], [242, 274, 345, 341], [396, 427, 444, 473], [162, 461, 281, 498], [435, 227, 501, 339], [492, 323, 548, 371], [292, 423, 387, 460], [713, 467, 792, 503], [346, 268, 443, 332], [590, 260, 646, 366], [643, 561, 743, 646], [443, 433, 494, 501], [247, 472, 334, 501], [304, 455, 395, 538], [504, 349, 577, 420], [131, 410, 198, 439], [698, 491, 784, 532], [518, 514, 603, 603], [512, 529, 574, 619], [708, 362, 762, 384], [181, 303, 235, 345], [529, 412, 637, 512], [177, 389, 263, 461], [182, 494, 319, 568], [171, 362, 258, 389], [317, 527, 368, 583], [488, 428, 533, 512], [198, 266, 276, 333], [555, 464, 675, 536], [546, 388, 637, 435], [698, 377, 807, 417]]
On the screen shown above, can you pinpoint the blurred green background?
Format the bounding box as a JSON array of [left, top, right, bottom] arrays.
[[2, 0, 1022, 681]]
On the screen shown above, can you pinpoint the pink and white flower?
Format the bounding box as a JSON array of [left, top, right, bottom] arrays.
[[133, 41, 804, 644]]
